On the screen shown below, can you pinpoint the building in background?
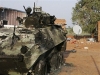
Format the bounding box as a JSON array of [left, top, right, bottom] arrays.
[[98, 21, 100, 42], [54, 19, 66, 29], [0, 7, 26, 25]]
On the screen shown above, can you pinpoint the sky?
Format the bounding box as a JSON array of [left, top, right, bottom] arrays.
[[0, 0, 78, 28]]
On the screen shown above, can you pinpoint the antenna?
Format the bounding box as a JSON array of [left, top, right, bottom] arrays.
[[33, 2, 35, 12], [36, 0, 38, 6], [73, 25, 82, 35]]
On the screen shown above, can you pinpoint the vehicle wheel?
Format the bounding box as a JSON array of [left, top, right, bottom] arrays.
[[56, 53, 61, 69], [60, 52, 64, 65], [34, 60, 48, 75], [50, 53, 58, 71]]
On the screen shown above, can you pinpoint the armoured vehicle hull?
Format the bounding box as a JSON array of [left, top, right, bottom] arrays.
[[0, 3, 67, 75]]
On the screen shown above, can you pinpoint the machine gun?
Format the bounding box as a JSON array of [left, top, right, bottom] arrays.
[[23, 2, 56, 28]]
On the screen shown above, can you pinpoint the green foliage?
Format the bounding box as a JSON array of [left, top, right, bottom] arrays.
[[72, 0, 100, 33], [67, 27, 74, 35]]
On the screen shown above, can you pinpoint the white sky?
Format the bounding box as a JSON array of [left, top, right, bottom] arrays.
[[0, 0, 78, 28]]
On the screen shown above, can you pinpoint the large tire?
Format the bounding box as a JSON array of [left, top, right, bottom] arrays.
[[57, 52, 64, 67], [49, 53, 58, 71], [34, 60, 48, 75]]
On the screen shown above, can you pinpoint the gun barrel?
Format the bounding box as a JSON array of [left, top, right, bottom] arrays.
[[23, 6, 26, 11]]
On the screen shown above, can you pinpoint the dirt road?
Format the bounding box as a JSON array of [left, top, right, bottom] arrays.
[[58, 42, 100, 75]]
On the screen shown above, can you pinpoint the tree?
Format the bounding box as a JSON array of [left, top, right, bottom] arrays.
[[72, 0, 100, 33]]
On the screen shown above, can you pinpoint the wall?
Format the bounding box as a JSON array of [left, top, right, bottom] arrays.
[[0, 7, 26, 25], [54, 19, 66, 29], [98, 21, 100, 42]]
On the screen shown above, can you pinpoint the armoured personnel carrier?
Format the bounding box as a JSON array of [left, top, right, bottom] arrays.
[[0, 3, 67, 75]]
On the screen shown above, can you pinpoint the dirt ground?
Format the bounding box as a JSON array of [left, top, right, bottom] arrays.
[[59, 39, 100, 75]]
